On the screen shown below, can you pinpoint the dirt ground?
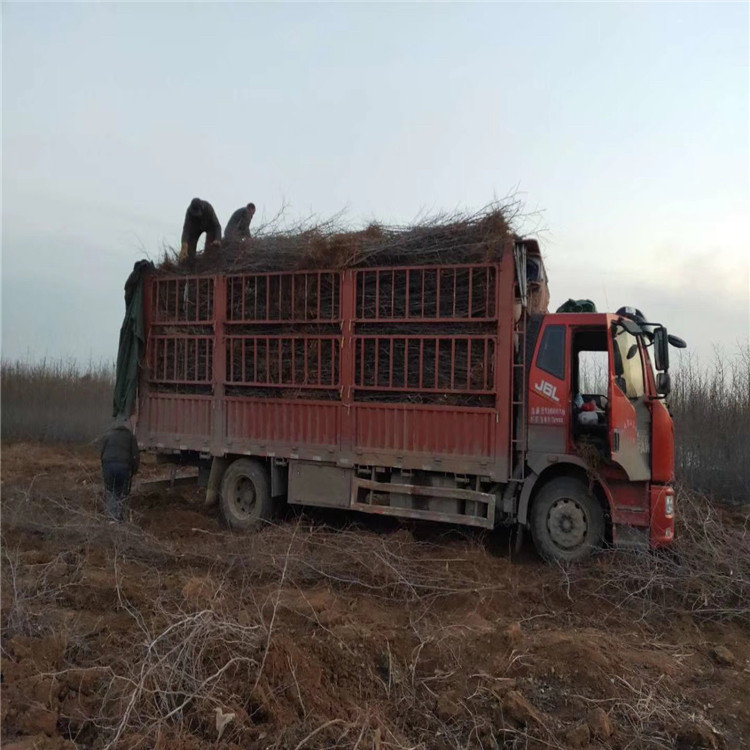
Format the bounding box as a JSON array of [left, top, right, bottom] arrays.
[[1, 443, 748, 749]]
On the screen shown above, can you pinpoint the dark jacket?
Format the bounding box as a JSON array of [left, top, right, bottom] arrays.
[[224, 205, 254, 241], [181, 199, 222, 243], [101, 425, 140, 474]]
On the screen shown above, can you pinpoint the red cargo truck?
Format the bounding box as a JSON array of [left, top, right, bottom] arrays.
[[134, 240, 679, 561]]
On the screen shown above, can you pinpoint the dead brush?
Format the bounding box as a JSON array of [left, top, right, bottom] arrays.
[[221, 522, 508, 605], [1, 543, 84, 639], [4, 457, 748, 747], [91, 522, 546, 749], [158, 200, 526, 275], [103, 600, 263, 749], [1, 480, 174, 567], [564, 488, 750, 624]]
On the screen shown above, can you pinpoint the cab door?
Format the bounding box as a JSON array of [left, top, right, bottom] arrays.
[[528, 323, 570, 455], [608, 324, 651, 481]]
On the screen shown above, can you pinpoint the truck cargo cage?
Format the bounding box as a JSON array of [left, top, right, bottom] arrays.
[[143, 259, 508, 421]]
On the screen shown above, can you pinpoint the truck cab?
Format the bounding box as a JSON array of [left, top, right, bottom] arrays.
[[522, 311, 678, 560]]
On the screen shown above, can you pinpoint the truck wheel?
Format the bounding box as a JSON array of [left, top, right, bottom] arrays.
[[219, 459, 273, 531], [530, 477, 604, 563]]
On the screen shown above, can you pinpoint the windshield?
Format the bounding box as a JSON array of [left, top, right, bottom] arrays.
[[612, 327, 645, 398]]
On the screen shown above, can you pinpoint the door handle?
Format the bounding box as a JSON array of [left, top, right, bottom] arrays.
[[613, 430, 620, 452]]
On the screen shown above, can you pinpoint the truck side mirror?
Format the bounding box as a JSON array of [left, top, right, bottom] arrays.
[[654, 326, 669, 371], [668, 334, 687, 349], [657, 371, 671, 396]]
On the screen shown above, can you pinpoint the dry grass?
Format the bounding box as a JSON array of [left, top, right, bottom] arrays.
[[1, 359, 114, 444], [670, 346, 750, 504]]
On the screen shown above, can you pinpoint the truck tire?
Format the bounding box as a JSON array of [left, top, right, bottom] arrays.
[[530, 477, 604, 563], [219, 459, 273, 531]]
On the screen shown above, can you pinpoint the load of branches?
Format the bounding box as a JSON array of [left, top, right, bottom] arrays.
[[151, 201, 543, 406], [159, 202, 520, 275]]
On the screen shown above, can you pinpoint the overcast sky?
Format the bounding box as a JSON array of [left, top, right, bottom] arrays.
[[2, 2, 748, 365]]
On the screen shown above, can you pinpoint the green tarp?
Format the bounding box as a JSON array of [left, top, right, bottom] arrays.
[[113, 260, 154, 417], [556, 298, 597, 314]]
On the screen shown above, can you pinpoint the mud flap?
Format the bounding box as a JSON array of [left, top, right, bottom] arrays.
[[205, 457, 228, 508], [614, 523, 649, 552]]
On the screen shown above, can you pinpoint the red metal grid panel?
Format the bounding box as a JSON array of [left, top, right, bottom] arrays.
[[225, 398, 340, 447], [146, 394, 213, 438], [226, 271, 341, 323], [355, 265, 497, 322], [354, 335, 495, 393], [353, 404, 495, 457], [152, 277, 214, 324], [149, 336, 214, 384], [226, 335, 340, 388]]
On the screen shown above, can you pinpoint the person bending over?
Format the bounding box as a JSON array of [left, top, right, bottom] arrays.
[[180, 198, 222, 263]]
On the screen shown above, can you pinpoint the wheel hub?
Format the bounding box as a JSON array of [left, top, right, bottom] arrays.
[[547, 498, 588, 550], [232, 477, 257, 517]]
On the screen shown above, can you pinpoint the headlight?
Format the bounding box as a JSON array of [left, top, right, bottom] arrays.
[[664, 492, 674, 518]]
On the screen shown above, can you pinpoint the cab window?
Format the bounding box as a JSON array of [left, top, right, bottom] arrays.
[[613, 328, 645, 398], [537, 325, 566, 380]]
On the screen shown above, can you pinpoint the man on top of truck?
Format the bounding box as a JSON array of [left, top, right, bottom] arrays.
[[224, 202, 256, 242], [179, 198, 222, 264]]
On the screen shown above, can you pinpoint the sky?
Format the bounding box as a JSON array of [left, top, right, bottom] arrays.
[[2, 2, 748, 365]]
